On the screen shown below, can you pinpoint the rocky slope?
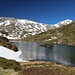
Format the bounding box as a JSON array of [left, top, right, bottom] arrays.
[[0, 17, 72, 40], [0, 17, 48, 40]]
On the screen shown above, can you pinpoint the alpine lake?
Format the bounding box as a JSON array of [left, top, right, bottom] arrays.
[[13, 42, 75, 66]]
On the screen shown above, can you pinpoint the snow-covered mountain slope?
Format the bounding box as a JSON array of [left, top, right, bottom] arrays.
[[0, 17, 73, 40], [0, 17, 48, 39], [53, 19, 73, 28]]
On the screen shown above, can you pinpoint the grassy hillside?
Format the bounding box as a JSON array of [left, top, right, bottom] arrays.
[[23, 22, 75, 45], [0, 57, 22, 71], [0, 67, 18, 75], [0, 36, 18, 51], [0, 57, 22, 75]]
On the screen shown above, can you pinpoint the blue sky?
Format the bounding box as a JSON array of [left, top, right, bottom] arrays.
[[0, 0, 75, 24]]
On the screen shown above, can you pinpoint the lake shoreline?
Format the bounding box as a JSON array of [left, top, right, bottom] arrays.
[[12, 41, 75, 46], [19, 61, 65, 66]]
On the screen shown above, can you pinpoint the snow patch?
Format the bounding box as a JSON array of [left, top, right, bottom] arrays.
[[0, 46, 27, 62], [5, 20, 10, 26], [53, 24, 59, 27], [54, 19, 73, 28], [6, 36, 18, 39], [0, 22, 4, 26]]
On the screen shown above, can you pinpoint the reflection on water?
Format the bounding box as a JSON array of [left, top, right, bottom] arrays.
[[14, 42, 75, 66]]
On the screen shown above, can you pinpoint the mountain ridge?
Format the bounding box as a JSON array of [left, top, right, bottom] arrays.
[[0, 17, 73, 40]]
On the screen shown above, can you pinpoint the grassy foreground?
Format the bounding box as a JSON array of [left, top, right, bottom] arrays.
[[0, 60, 75, 75], [0, 67, 18, 75], [18, 61, 75, 75]]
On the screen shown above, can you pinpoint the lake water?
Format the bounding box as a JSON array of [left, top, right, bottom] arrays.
[[13, 42, 75, 66]]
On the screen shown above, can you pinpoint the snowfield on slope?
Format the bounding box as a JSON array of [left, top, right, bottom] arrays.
[[0, 17, 73, 40], [0, 46, 27, 62]]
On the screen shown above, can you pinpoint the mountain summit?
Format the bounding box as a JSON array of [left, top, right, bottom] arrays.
[[0, 17, 73, 40], [53, 19, 73, 27]]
